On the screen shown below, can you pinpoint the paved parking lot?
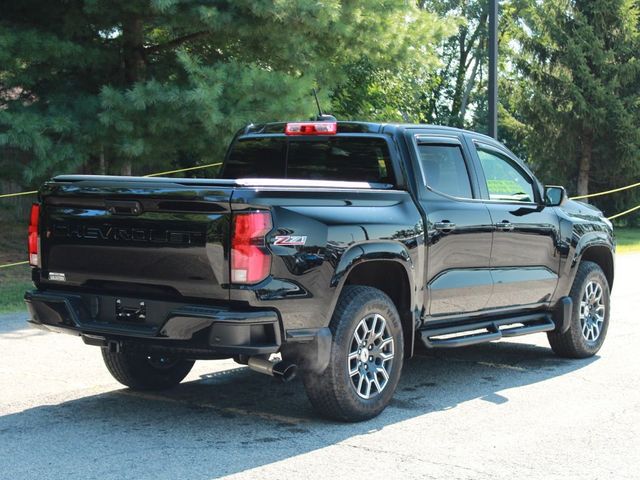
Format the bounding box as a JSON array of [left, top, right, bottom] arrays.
[[1, 255, 639, 480]]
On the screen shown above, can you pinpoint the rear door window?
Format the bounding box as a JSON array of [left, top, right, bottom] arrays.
[[417, 144, 473, 199]]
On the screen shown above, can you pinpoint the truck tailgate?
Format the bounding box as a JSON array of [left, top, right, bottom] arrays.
[[38, 176, 234, 301]]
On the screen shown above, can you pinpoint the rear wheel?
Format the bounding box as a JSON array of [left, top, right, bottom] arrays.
[[303, 285, 404, 422], [547, 261, 610, 358], [101, 349, 195, 390]]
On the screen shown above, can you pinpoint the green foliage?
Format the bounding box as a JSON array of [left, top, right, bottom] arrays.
[[331, 57, 445, 123], [0, 0, 638, 225], [514, 0, 640, 207], [331, 4, 454, 123], [0, 0, 445, 183]]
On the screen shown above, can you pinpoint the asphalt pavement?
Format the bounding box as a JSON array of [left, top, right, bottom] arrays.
[[1, 255, 639, 480]]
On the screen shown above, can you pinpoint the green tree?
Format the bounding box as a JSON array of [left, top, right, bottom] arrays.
[[424, 0, 489, 128], [331, 0, 470, 125], [516, 0, 640, 199], [330, 55, 445, 123], [0, 0, 444, 183], [325, 4, 456, 123], [330, 0, 530, 137]]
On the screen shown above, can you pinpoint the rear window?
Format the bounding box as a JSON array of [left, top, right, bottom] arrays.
[[220, 138, 285, 178], [221, 137, 394, 184]]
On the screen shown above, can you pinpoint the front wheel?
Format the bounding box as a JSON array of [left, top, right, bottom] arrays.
[[101, 349, 195, 390], [547, 261, 610, 358], [303, 285, 404, 422]]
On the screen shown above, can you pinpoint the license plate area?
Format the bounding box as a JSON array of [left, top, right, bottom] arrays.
[[115, 298, 147, 323], [82, 294, 182, 331]]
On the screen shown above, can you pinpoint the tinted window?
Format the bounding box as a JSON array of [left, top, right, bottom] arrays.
[[418, 144, 473, 198], [477, 148, 535, 203], [287, 138, 392, 183], [222, 138, 286, 178], [222, 137, 394, 184]]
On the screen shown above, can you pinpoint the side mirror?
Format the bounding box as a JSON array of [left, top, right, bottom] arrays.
[[544, 186, 566, 206]]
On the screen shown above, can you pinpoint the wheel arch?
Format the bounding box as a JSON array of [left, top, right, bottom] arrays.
[[329, 242, 417, 358], [579, 244, 614, 289]]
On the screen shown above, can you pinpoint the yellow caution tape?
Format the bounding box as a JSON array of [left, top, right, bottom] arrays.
[[0, 162, 224, 198], [0, 190, 38, 199], [607, 204, 640, 221], [143, 161, 223, 177], [571, 181, 640, 200], [0, 161, 226, 270], [0, 260, 29, 269]]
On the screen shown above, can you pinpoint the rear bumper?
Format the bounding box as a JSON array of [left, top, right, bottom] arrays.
[[25, 290, 282, 356]]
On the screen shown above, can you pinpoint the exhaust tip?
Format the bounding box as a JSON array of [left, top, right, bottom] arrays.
[[273, 362, 297, 382], [247, 356, 298, 382]]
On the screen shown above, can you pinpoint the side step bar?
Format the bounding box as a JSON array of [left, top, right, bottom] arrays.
[[419, 313, 555, 349]]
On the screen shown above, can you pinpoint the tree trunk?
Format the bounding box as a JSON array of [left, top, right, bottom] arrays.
[[122, 16, 145, 85], [450, 28, 468, 128], [121, 16, 145, 176], [460, 52, 481, 121], [577, 129, 592, 199], [98, 145, 106, 175], [450, 11, 488, 128]]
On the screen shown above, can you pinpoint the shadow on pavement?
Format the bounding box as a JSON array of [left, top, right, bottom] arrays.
[[0, 339, 596, 479], [0, 311, 42, 336]]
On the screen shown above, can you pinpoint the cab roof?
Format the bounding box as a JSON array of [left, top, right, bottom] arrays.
[[241, 120, 497, 143]]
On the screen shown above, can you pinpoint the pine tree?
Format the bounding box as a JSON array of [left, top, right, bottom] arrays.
[[0, 0, 443, 183], [516, 0, 640, 199]]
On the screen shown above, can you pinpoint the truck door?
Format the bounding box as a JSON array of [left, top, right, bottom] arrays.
[[408, 133, 494, 318], [468, 139, 561, 309]]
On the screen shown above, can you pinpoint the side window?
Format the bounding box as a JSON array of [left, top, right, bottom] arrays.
[[417, 144, 473, 199], [476, 148, 535, 203]]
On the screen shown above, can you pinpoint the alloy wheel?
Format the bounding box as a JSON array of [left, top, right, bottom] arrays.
[[347, 313, 394, 399], [580, 280, 605, 342]]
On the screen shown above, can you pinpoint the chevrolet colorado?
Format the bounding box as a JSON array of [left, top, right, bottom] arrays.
[[25, 119, 615, 421]]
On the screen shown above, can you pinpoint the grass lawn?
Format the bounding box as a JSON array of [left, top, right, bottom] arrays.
[[0, 214, 32, 313], [0, 276, 31, 313], [615, 228, 640, 254]]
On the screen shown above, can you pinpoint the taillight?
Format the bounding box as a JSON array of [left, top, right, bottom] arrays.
[[231, 211, 272, 284], [28, 203, 40, 267], [285, 121, 337, 136]]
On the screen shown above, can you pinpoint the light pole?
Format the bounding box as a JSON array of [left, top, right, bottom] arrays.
[[488, 0, 498, 139]]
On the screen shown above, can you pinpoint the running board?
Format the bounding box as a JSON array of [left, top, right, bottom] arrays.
[[419, 313, 555, 348]]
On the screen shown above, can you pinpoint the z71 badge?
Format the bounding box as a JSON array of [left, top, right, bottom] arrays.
[[273, 235, 307, 246]]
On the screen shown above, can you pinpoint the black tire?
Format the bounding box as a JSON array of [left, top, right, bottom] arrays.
[[547, 261, 610, 358], [101, 349, 195, 390], [303, 285, 404, 422]]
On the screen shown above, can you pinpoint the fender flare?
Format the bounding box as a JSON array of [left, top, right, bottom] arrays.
[[564, 232, 615, 288], [330, 241, 414, 290], [326, 241, 417, 350]]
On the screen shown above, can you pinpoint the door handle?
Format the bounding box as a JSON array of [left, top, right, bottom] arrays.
[[495, 220, 514, 231], [434, 221, 456, 231]]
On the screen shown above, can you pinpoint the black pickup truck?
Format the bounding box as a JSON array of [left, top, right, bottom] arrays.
[[25, 119, 615, 421]]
